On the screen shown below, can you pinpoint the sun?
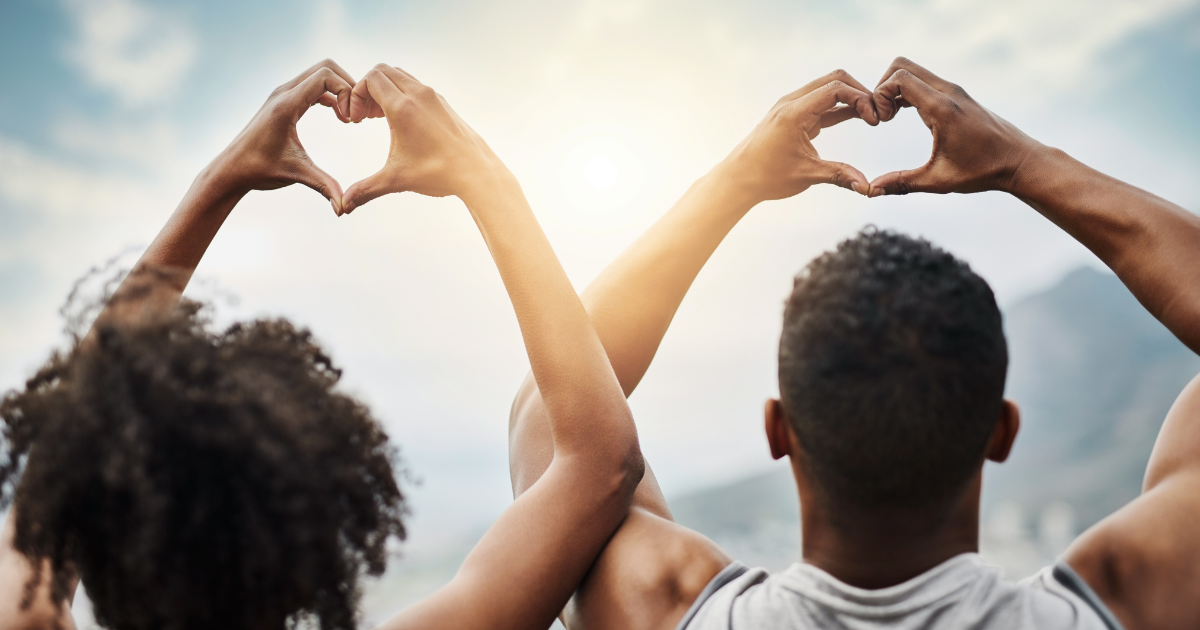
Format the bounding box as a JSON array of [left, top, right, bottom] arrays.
[[583, 155, 619, 190], [559, 133, 639, 203], [549, 125, 656, 230]]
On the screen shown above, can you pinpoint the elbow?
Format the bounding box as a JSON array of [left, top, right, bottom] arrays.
[[620, 439, 646, 501], [573, 422, 644, 508], [610, 429, 645, 505]]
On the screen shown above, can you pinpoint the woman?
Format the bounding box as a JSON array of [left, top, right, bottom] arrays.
[[0, 59, 643, 630]]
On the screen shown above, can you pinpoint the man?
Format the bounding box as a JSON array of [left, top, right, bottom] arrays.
[[0, 60, 642, 630], [510, 58, 1200, 630]]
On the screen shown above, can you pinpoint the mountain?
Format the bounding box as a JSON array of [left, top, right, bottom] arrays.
[[670, 267, 1200, 577], [987, 267, 1199, 525]]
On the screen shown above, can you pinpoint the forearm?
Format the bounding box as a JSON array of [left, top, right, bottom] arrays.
[[461, 170, 639, 465], [98, 159, 245, 326], [139, 163, 245, 278], [582, 168, 757, 394], [1011, 146, 1200, 352]]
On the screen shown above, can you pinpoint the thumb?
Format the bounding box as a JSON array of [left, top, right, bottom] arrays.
[[290, 158, 345, 215], [340, 169, 399, 216], [817, 160, 870, 196], [867, 162, 938, 197]]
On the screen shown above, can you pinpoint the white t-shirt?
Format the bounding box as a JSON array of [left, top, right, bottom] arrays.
[[677, 554, 1123, 630]]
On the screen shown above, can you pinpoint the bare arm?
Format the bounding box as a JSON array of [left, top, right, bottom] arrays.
[[0, 59, 355, 630], [338, 64, 643, 630], [868, 57, 1200, 630], [508, 70, 881, 630]]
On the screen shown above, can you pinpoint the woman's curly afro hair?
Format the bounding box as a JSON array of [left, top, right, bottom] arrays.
[[0, 278, 407, 630]]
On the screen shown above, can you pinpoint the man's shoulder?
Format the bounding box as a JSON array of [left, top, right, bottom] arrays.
[[627, 508, 733, 611], [1065, 476, 1200, 630], [566, 507, 733, 630]]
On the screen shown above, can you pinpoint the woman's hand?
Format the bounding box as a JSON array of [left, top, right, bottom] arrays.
[[211, 59, 356, 213], [339, 64, 511, 214]]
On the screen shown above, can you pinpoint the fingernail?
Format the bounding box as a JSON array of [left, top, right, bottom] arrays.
[[332, 199, 341, 216], [850, 182, 862, 195], [869, 186, 886, 198]]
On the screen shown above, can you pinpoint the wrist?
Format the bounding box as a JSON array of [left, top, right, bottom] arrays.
[[199, 151, 254, 202], [1004, 143, 1066, 201], [456, 159, 522, 207], [701, 160, 766, 213]]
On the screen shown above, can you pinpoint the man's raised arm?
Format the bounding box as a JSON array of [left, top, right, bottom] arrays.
[[868, 56, 1200, 630], [508, 70, 880, 630]]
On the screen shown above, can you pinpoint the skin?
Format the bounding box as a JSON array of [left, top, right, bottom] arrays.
[[0, 59, 644, 630], [510, 59, 1200, 630]]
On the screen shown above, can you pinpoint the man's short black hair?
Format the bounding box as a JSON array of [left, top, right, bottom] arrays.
[[0, 278, 407, 630], [778, 227, 1007, 516]]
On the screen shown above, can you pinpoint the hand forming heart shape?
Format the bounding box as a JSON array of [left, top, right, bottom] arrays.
[[865, 57, 1037, 197], [712, 59, 1038, 203], [336, 64, 511, 215], [214, 57, 1039, 218], [213, 59, 356, 212]]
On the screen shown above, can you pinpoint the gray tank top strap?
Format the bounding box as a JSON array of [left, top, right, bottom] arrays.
[[1051, 559, 1126, 630], [675, 561, 750, 630]]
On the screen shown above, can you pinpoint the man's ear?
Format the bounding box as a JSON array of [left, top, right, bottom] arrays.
[[985, 399, 1021, 463], [765, 399, 793, 460]]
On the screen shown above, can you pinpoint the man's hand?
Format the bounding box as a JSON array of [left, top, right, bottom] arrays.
[[211, 59, 355, 213], [868, 58, 1039, 196], [339, 65, 510, 214], [715, 69, 879, 203]]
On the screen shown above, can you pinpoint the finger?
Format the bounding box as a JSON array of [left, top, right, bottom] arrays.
[[875, 57, 956, 93], [340, 169, 400, 215], [316, 93, 350, 123], [777, 69, 874, 106], [817, 159, 871, 196], [289, 158, 345, 213], [349, 77, 373, 122], [291, 67, 354, 121], [791, 80, 878, 128], [806, 105, 859, 140], [867, 162, 940, 197], [377, 64, 426, 94], [278, 60, 358, 117], [280, 58, 357, 93], [819, 105, 860, 129], [349, 67, 404, 122], [873, 69, 948, 123]]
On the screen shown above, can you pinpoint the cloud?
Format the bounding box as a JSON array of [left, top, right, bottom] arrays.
[[823, 0, 1197, 103], [53, 116, 179, 171], [0, 135, 154, 224], [60, 0, 196, 107]]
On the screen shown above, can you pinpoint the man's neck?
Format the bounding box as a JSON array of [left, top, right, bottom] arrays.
[[796, 472, 983, 590]]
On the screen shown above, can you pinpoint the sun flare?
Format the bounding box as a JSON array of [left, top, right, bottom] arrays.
[[583, 155, 619, 190], [552, 128, 653, 229]]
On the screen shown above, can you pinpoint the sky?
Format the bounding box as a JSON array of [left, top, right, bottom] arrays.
[[2, 0, 1200, 563]]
